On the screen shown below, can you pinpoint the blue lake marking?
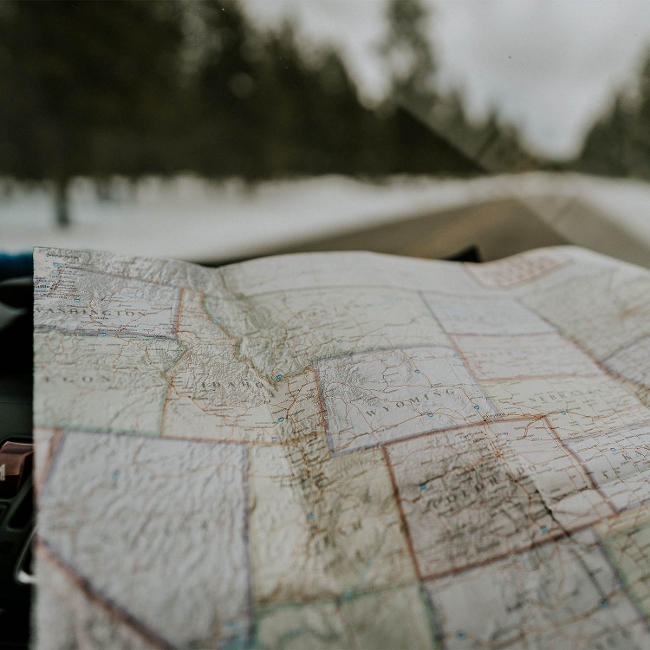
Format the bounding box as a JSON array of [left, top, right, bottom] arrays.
[[507, 441, 513, 445], [74, 299, 80, 303], [278, 417, 285, 422], [276, 374, 283, 380], [427, 413, 434, 418], [457, 632, 466, 640], [600, 599, 608, 608], [341, 589, 355, 601], [611, 448, 617, 452], [99, 333, 107, 337], [541, 525, 548, 533], [271, 437, 278, 443], [474, 405, 480, 410], [53, 263, 59, 267], [415, 369, 420, 374], [337, 339, 343, 343], [420, 484, 427, 491], [112, 470, 120, 479], [561, 411, 567, 415], [307, 513, 314, 521]]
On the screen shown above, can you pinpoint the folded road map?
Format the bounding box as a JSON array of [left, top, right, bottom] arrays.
[[33, 245, 650, 649]]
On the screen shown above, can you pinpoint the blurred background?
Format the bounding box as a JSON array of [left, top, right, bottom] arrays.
[[6, 5, 650, 645], [2, 0, 650, 266]]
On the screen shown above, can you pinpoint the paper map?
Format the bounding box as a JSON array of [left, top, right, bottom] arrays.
[[33, 245, 650, 649]]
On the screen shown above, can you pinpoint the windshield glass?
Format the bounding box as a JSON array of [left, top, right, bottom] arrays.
[[0, 0, 649, 265]]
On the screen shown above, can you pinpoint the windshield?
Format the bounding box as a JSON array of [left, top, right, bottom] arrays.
[[0, 0, 649, 265]]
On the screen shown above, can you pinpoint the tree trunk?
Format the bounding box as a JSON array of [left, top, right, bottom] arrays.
[[54, 177, 71, 228]]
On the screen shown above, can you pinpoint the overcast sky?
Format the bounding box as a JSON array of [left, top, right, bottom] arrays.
[[241, 0, 650, 159]]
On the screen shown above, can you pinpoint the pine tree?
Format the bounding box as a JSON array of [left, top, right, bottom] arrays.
[[194, 2, 376, 178], [377, 0, 534, 175], [0, 0, 185, 226], [577, 50, 650, 179], [379, 0, 437, 111]]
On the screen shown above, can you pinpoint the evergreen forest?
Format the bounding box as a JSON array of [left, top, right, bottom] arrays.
[[0, 0, 648, 226]]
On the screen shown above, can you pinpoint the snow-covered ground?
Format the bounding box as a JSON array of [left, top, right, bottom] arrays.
[[2, 173, 650, 263]]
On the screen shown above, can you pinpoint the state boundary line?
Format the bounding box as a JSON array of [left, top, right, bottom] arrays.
[[418, 520, 600, 584], [382, 445, 421, 582], [37, 540, 176, 650]]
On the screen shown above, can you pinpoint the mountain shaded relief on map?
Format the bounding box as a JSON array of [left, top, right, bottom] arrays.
[[33, 245, 650, 649]]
